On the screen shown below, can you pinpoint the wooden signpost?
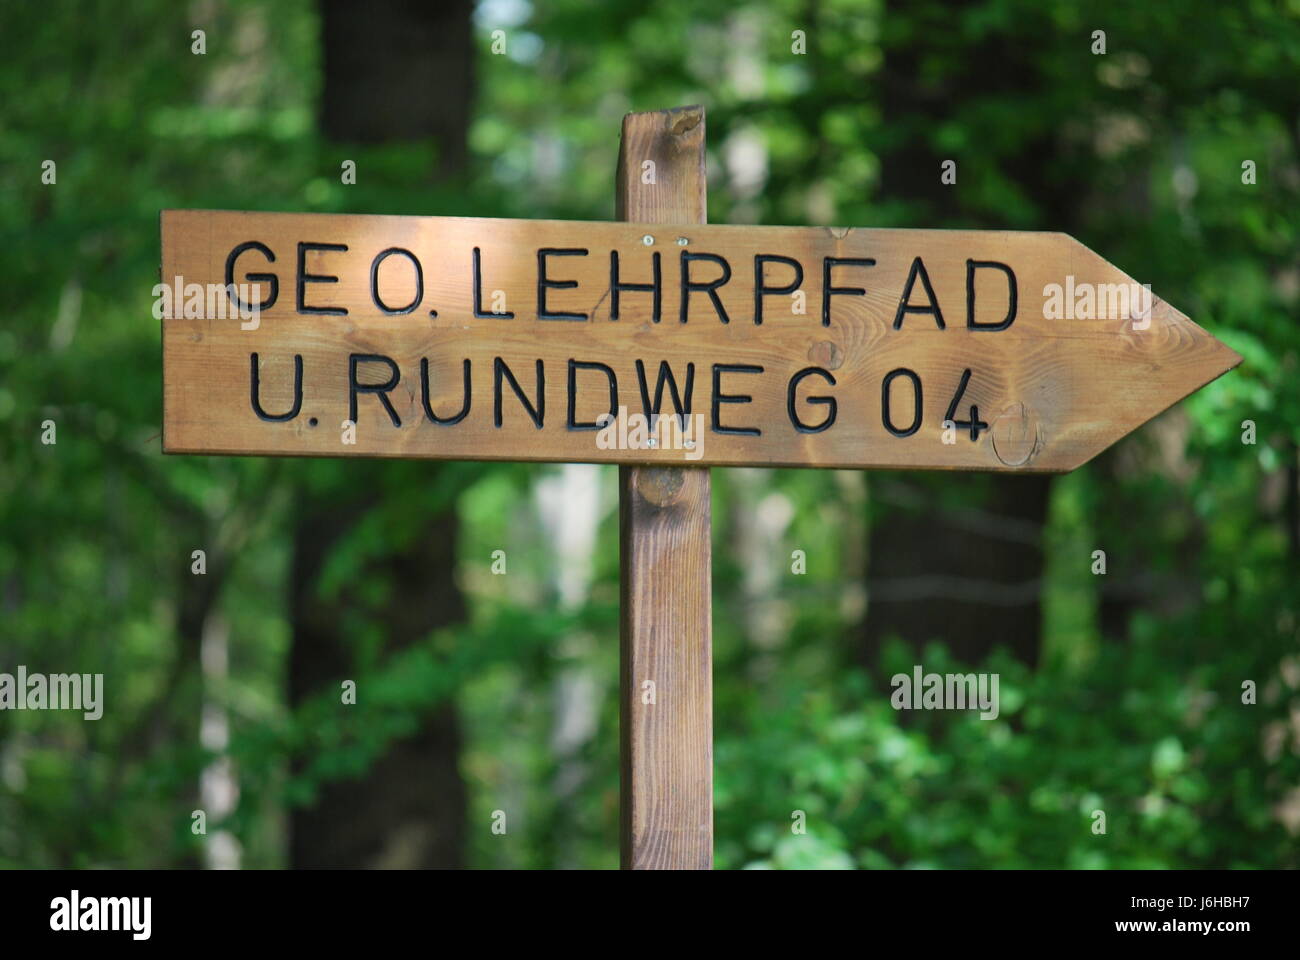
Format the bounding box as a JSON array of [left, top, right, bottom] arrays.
[[160, 105, 1240, 869]]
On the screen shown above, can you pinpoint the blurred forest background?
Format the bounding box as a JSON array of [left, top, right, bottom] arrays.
[[1, 0, 1298, 869]]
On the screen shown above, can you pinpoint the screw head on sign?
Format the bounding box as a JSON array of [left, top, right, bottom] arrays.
[[642, 235, 654, 246], [676, 237, 689, 246]]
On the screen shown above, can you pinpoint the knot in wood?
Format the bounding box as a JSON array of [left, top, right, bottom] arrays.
[[635, 467, 687, 506], [991, 402, 1043, 467], [808, 340, 844, 370]]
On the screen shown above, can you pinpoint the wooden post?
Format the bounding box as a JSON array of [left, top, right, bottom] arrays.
[[616, 106, 713, 870]]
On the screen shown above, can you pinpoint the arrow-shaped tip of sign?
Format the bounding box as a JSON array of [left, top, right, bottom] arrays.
[[1042, 236, 1243, 473]]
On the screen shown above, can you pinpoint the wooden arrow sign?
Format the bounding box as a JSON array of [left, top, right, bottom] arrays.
[[160, 209, 1240, 472]]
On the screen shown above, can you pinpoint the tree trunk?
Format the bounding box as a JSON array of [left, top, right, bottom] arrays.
[[287, 0, 475, 869], [289, 495, 467, 868], [320, 0, 474, 177], [865, 476, 1049, 666], [864, 2, 1072, 670]]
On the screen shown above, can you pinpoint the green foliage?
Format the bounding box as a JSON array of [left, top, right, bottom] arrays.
[[1, 0, 1297, 868]]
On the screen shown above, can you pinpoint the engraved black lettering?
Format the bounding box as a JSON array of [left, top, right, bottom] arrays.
[[369, 247, 422, 315], [249, 352, 301, 421], [712, 363, 763, 435], [348, 353, 401, 427], [881, 368, 922, 437], [893, 256, 945, 330], [966, 259, 1017, 330], [680, 251, 732, 324], [943, 367, 988, 440], [635, 359, 694, 429], [610, 250, 662, 322], [226, 241, 278, 313], [473, 247, 515, 319], [567, 359, 618, 430], [538, 248, 589, 321], [787, 366, 837, 433], [420, 358, 471, 425], [754, 254, 803, 325], [822, 257, 875, 327], [297, 242, 348, 315], [494, 357, 544, 428]]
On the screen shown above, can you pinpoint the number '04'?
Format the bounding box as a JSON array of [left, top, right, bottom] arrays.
[[881, 367, 987, 441]]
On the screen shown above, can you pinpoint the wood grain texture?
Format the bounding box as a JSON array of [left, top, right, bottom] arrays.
[[161, 208, 1240, 472], [617, 105, 713, 870]]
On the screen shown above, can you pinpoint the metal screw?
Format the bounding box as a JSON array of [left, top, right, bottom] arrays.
[[676, 237, 689, 246], [642, 235, 654, 246]]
